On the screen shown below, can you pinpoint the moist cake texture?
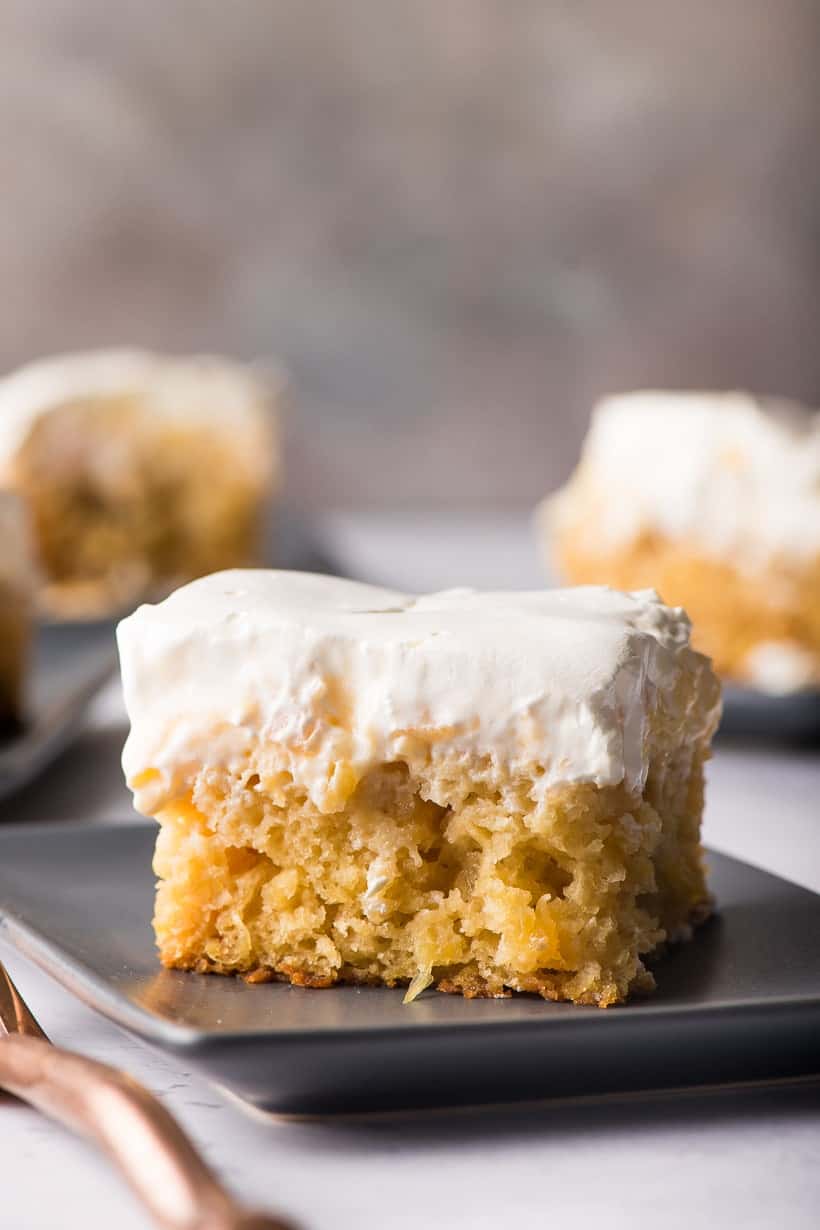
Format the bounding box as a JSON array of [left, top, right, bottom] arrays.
[[0, 490, 36, 729], [118, 571, 721, 1007], [539, 391, 820, 693], [0, 350, 279, 618]]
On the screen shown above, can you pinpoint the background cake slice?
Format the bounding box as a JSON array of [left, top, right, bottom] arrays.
[[538, 391, 820, 693], [118, 571, 721, 1007], [0, 490, 36, 730], [0, 349, 280, 618]]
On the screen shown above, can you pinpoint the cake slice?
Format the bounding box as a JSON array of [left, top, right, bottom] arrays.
[[118, 571, 721, 1007], [0, 490, 36, 731], [538, 391, 820, 693], [0, 350, 279, 618]]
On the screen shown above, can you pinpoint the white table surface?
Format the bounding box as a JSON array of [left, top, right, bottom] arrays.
[[1, 514, 818, 1230]]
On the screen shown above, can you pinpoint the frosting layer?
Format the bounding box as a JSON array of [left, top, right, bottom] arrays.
[[118, 571, 720, 814], [542, 391, 820, 569]]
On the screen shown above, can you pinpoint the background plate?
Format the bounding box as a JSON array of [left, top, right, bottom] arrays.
[[719, 684, 820, 745], [0, 821, 818, 1115], [0, 622, 116, 803]]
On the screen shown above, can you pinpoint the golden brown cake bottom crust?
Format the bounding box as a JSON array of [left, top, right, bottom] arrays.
[[150, 746, 713, 1008], [551, 530, 820, 687], [181, 899, 712, 1001]]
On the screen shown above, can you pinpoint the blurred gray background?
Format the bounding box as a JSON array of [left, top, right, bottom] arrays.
[[2, 1, 819, 510]]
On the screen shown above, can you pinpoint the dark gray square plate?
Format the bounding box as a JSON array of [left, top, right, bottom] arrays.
[[0, 821, 818, 1115]]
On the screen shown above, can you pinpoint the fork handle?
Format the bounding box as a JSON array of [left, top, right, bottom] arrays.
[[0, 1033, 293, 1230]]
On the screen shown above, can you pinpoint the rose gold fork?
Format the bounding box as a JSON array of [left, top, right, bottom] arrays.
[[0, 960, 295, 1230]]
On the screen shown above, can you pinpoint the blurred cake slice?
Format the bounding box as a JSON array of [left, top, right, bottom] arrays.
[[0, 490, 36, 730], [538, 392, 820, 693], [0, 350, 279, 618], [118, 571, 721, 1007]]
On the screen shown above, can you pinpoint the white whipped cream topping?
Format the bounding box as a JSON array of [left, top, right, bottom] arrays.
[[118, 571, 720, 815], [541, 391, 820, 568], [0, 349, 279, 484]]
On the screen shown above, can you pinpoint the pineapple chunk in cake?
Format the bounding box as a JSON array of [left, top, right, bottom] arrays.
[[0, 350, 279, 618], [118, 571, 721, 1007]]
